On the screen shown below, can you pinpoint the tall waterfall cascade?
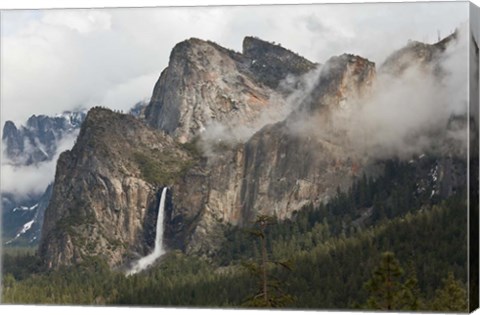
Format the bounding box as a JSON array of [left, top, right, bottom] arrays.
[[127, 187, 168, 275]]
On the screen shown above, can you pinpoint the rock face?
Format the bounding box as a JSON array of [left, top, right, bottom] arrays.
[[144, 37, 316, 143], [173, 54, 376, 255], [38, 34, 465, 268], [38, 107, 195, 269], [242, 36, 317, 89], [2, 102, 149, 247], [38, 37, 342, 266], [295, 54, 376, 115]]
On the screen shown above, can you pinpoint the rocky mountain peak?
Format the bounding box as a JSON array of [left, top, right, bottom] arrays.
[[2, 121, 21, 158], [177, 53, 376, 255], [169, 37, 244, 65], [145, 37, 291, 144], [1, 104, 146, 249], [2, 120, 18, 140], [242, 36, 317, 89], [380, 31, 458, 75], [39, 107, 195, 269], [26, 114, 44, 129], [1, 111, 86, 165], [297, 53, 376, 115], [1, 111, 86, 249]]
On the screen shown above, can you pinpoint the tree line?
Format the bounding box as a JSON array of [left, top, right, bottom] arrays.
[[2, 158, 468, 311]]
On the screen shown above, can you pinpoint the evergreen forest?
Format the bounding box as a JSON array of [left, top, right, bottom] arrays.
[[1, 158, 470, 311]]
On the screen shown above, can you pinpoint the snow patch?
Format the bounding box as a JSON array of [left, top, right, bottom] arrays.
[[12, 203, 38, 212], [5, 219, 35, 244], [18, 220, 35, 236]]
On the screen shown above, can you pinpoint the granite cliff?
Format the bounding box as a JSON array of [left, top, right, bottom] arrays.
[[176, 54, 377, 255], [38, 34, 465, 268], [144, 37, 316, 144], [39, 108, 195, 268]]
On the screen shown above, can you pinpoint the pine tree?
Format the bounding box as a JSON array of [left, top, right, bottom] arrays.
[[242, 215, 294, 308], [363, 251, 420, 311], [399, 261, 423, 310], [430, 272, 468, 312]]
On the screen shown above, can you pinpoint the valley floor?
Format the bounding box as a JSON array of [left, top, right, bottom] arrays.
[[1, 193, 468, 311]]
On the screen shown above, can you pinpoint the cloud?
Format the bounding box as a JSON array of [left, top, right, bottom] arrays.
[[198, 66, 322, 155], [290, 27, 469, 160], [99, 72, 159, 112], [0, 2, 469, 200], [42, 10, 112, 34], [195, 25, 469, 166], [0, 2, 467, 127], [1, 132, 78, 199]]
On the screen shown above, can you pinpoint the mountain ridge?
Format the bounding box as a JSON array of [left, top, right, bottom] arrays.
[[144, 36, 318, 144], [34, 34, 467, 268], [1, 110, 86, 247]]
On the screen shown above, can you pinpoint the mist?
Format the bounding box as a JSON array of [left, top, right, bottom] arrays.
[[290, 27, 468, 161], [0, 5, 470, 201], [198, 25, 468, 163], [1, 132, 78, 199], [198, 66, 322, 156], [1, 3, 467, 126]]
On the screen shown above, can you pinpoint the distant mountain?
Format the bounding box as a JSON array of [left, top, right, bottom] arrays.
[[1, 111, 86, 246], [3, 184, 53, 247], [129, 100, 149, 118], [2, 111, 86, 166]]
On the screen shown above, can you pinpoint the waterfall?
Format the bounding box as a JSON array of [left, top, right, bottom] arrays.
[[127, 187, 168, 275]]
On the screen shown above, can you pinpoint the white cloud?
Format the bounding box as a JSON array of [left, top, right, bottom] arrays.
[[290, 27, 469, 160], [0, 2, 469, 199], [42, 10, 111, 34], [99, 72, 159, 112], [1, 132, 78, 198], [0, 2, 467, 127]]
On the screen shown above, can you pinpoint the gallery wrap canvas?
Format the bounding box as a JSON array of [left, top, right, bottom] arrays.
[[0, 0, 479, 313]]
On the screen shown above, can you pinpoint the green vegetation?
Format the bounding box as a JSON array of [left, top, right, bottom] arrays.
[[1, 158, 468, 311], [180, 136, 203, 158], [242, 215, 294, 307], [1, 246, 36, 257], [2, 250, 42, 281], [430, 272, 468, 311], [133, 149, 194, 185], [216, 158, 452, 266], [53, 205, 96, 238], [363, 252, 420, 310], [2, 194, 467, 310]]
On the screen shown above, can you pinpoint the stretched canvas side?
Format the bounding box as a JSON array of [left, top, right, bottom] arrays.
[[470, 2, 480, 312], [0, 1, 475, 311]]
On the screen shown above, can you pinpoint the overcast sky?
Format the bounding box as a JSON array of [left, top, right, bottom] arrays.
[[0, 1, 468, 126]]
